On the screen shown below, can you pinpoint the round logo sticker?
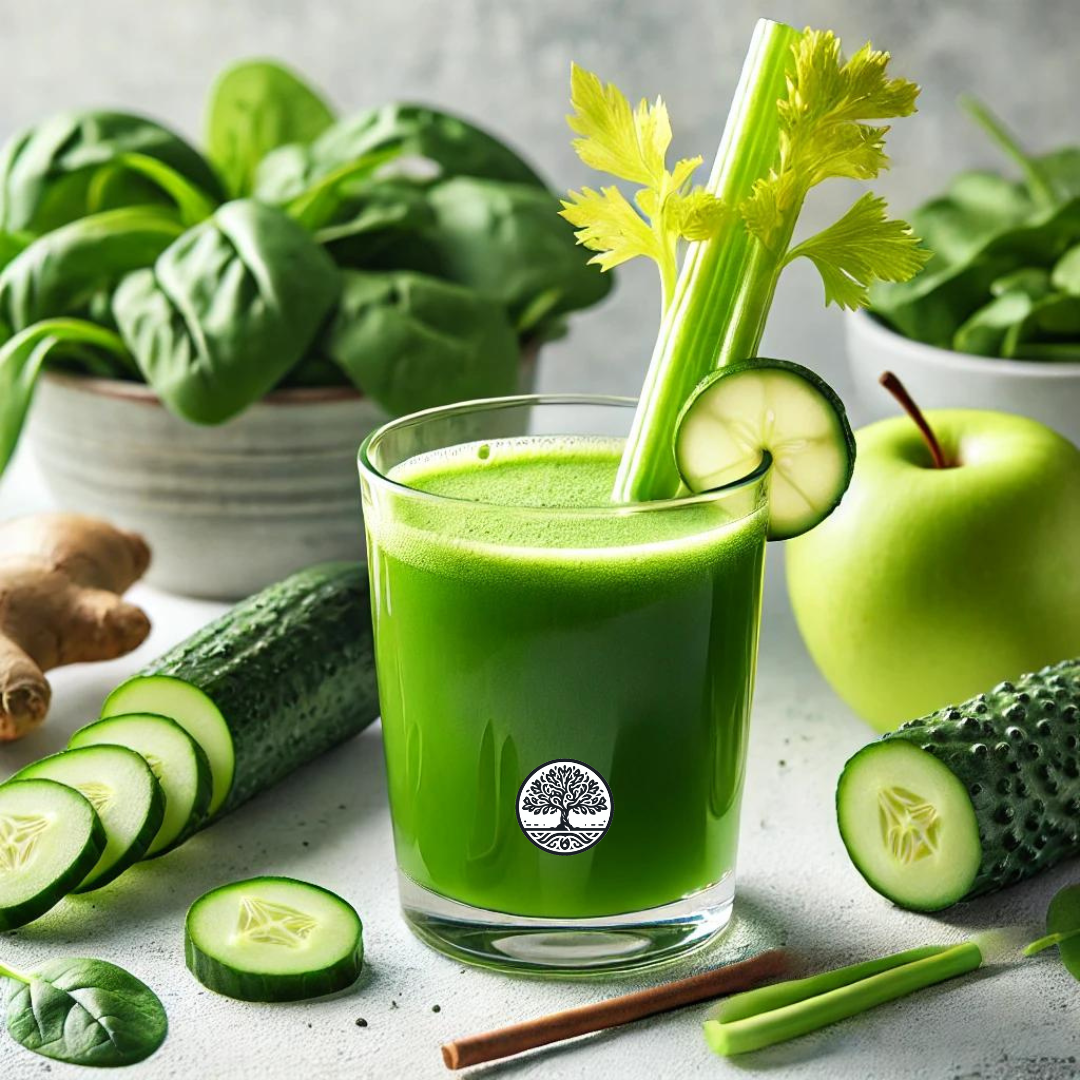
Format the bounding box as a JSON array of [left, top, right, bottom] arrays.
[[517, 760, 612, 855]]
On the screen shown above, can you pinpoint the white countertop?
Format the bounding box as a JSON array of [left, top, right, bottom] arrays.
[[1, 448, 1077, 1080]]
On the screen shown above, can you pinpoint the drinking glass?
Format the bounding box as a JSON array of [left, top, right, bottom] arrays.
[[358, 395, 770, 973]]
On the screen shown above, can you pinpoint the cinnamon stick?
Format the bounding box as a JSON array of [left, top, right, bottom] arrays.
[[441, 948, 790, 1070]]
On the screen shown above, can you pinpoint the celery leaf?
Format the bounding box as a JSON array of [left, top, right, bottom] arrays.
[[560, 185, 661, 271], [786, 192, 931, 308], [743, 30, 920, 248], [562, 65, 724, 307]]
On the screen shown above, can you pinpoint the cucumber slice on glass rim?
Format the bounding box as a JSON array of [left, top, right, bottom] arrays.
[[185, 876, 364, 1002], [674, 358, 855, 540]]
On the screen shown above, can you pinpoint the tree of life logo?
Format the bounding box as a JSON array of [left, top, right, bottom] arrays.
[[517, 760, 612, 855]]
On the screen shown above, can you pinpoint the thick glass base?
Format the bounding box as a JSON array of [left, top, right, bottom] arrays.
[[398, 872, 734, 976]]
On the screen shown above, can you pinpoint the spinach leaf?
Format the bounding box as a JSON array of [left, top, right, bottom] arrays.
[[872, 197, 1080, 346], [1002, 292, 1080, 358], [872, 99, 1080, 359], [113, 199, 341, 424], [205, 59, 335, 198], [0, 207, 183, 330], [254, 103, 546, 204], [316, 178, 439, 260], [277, 351, 352, 388], [1037, 148, 1080, 203], [0, 111, 222, 234], [1051, 244, 1080, 295], [323, 270, 519, 415], [908, 171, 1034, 270], [0, 231, 30, 274], [284, 148, 402, 232], [1024, 883, 1080, 979], [322, 177, 612, 327], [2, 956, 167, 1067], [101, 153, 219, 226], [0, 319, 131, 472], [953, 291, 1035, 356], [421, 176, 612, 322]]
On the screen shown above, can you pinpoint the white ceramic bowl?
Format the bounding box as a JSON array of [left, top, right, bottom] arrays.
[[845, 310, 1080, 446], [28, 354, 537, 600]]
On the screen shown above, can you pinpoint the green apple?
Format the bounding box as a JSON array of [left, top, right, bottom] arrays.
[[786, 408, 1080, 732]]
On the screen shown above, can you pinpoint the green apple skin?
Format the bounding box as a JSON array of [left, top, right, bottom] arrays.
[[786, 409, 1080, 733]]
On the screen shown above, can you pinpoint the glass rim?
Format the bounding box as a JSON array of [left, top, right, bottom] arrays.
[[357, 393, 772, 516]]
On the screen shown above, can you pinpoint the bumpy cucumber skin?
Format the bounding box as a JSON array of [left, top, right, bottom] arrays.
[[134, 563, 379, 818], [0, 779, 106, 930], [878, 658, 1080, 901], [184, 876, 364, 1002], [10, 747, 166, 891]]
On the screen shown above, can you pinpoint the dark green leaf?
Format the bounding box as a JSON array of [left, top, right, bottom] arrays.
[[0, 232, 30, 274], [284, 148, 401, 232], [1002, 293, 1080, 358], [1048, 886, 1080, 981], [106, 153, 219, 226], [0, 207, 182, 331], [959, 97, 1057, 209], [254, 103, 546, 204], [953, 291, 1034, 356], [205, 59, 335, 198], [989, 267, 1052, 299], [1024, 884, 1080, 978], [323, 270, 519, 415], [872, 197, 1080, 346], [416, 177, 612, 321], [323, 177, 612, 323], [0, 111, 223, 234], [113, 199, 341, 424], [0, 319, 130, 473], [1051, 245, 1080, 295], [909, 171, 1033, 269], [4, 957, 167, 1067], [277, 352, 352, 389], [317, 179, 438, 261], [1037, 149, 1080, 203]]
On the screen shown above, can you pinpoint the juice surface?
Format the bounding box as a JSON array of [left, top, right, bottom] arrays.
[[368, 436, 767, 918]]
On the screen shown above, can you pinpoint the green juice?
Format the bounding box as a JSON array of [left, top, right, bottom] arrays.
[[366, 435, 767, 919]]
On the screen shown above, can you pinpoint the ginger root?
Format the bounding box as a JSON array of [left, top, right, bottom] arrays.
[[0, 514, 151, 741]]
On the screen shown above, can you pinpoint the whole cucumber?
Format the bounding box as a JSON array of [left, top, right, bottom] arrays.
[[837, 659, 1080, 911], [103, 562, 379, 819]]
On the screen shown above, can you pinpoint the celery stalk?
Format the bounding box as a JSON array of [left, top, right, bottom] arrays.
[[612, 19, 800, 502], [715, 944, 948, 1024], [703, 941, 983, 1056]]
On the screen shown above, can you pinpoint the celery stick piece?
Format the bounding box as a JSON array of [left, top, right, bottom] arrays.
[[704, 941, 983, 1056], [612, 18, 799, 502], [717, 944, 948, 1024]]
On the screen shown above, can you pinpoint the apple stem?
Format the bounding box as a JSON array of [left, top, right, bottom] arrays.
[[879, 371, 950, 469]]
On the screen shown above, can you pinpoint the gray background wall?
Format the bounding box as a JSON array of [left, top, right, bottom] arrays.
[[2, 0, 1076, 415]]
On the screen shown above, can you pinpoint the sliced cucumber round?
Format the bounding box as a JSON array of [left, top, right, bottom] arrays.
[[0, 778, 105, 930], [674, 358, 856, 540], [103, 675, 234, 818], [837, 741, 982, 912], [185, 876, 364, 1002], [69, 713, 212, 858], [11, 746, 165, 892]]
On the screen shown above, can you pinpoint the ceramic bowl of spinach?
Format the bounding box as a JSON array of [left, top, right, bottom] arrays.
[[848, 98, 1080, 444], [0, 60, 611, 597]]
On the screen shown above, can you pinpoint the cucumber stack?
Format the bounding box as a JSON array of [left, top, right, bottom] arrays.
[[838, 659, 1080, 911], [0, 563, 380, 930]]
